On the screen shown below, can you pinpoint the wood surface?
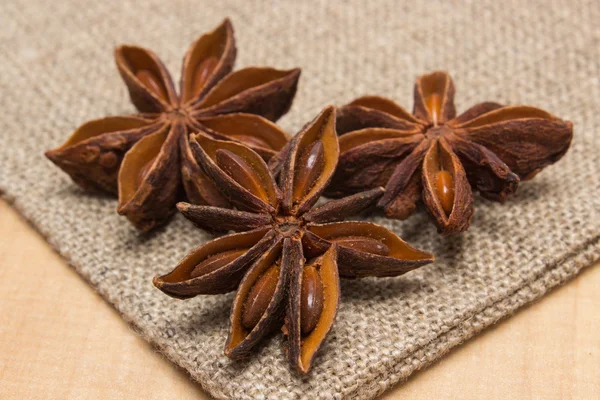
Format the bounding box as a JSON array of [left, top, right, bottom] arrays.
[[0, 199, 598, 399]]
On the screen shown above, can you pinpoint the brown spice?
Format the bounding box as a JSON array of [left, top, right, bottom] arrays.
[[326, 71, 573, 234], [45, 19, 300, 231], [153, 106, 434, 374], [299, 263, 324, 335]]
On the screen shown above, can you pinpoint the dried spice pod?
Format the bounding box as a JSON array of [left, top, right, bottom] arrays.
[[46, 18, 299, 231], [153, 228, 277, 298], [226, 238, 289, 358], [284, 243, 339, 373], [192, 133, 279, 214], [302, 221, 432, 278], [327, 71, 573, 234], [44, 116, 158, 193], [153, 107, 434, 374]]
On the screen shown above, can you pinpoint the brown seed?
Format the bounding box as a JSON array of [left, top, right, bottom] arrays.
[[215, 149, 268, 201], [242, 264, 280, 330], [300, 265, 324, 335], [332, 236, 390, 256], [190, 249, 246, 279], [191, 56, 218, 98], [436, 170, 454, 215], [293, 141, 325, 200], [426, 93, 442, 126], [230, 134, 271, 149], [135, 69, 167, 101], [136, 157, 155, 188]]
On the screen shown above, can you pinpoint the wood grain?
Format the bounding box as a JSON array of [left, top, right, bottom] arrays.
[[0, 200, 598, 399]]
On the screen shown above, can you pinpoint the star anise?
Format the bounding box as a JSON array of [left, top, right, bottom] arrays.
[[325, 71, 573, 234], [153, 106, 434, 373], [45, 19, 300, 231]]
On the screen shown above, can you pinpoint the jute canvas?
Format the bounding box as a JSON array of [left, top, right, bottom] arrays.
[[1, 1, 599, 399]]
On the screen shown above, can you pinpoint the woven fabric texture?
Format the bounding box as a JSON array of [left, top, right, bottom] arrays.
[[1, 1, 599, 399]]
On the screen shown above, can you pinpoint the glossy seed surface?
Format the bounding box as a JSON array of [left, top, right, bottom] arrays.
[[300, 265, 324, 335], [436, 169, 454, 215], [135, 69, 167, 101], [192, 56, 218, 98], [215, 149, 267, 200], [242, 264, 280, 330], [190, 249, 246, 279], [293, 141, 325, 200], [332, 236, 390, 256]]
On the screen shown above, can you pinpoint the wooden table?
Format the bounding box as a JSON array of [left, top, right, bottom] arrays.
[[0, 199, 598, 399]]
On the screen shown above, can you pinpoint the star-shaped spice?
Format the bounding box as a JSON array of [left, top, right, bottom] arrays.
[[46, 19, 300, 231], [153, 106, 434, 373], [325, 71, 573, 234]]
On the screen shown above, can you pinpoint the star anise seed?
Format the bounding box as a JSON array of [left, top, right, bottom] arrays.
[[46, 19, 300, 231], [325, 71, 573, 235], [153, 106, 434, 374]]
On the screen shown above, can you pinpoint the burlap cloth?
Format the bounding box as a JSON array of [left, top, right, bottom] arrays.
[[1, 1, 599, 399]]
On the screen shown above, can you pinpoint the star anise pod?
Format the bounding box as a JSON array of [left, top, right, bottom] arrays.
[[153, 106, 434, 373], [325, 71, 573, 234], [45, 19, 300, 231]]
